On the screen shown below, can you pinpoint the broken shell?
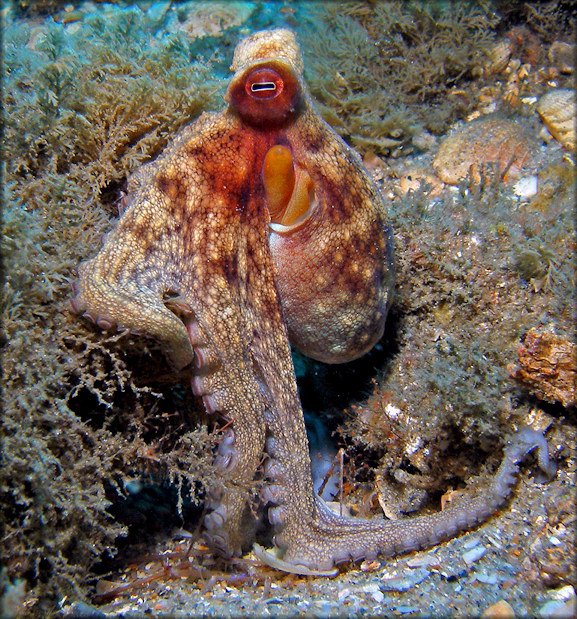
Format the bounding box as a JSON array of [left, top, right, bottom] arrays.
[[536, 89, 576, 152], [547, 41, 575, 74], [484, 39, 513, 75], [433, 117, 536, 185], [513, 175, 538, 198]]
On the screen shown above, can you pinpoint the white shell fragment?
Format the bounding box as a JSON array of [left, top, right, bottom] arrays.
[[513, 175, 538, 198], [463, 545, 487, 565]]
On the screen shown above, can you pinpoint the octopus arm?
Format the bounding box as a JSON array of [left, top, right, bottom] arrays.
[[260, 426, 556, 573], [71, 211, 193, 369]]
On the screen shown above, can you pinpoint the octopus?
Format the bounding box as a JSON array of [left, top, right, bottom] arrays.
[[71, 29, 555, 576]]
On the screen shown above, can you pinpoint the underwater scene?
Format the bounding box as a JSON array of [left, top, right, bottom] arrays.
[[1, 0, 576, 616]]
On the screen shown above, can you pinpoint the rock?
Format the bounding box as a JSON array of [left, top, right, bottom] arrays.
[[463, 545, 487, 565], [481, 599, 516, 618], [475, 571, 499, 585], [538, 585, 576, 618], [508, 328, 576, 408], [381, 567, 432, 592], [61, 601, 107, 618]]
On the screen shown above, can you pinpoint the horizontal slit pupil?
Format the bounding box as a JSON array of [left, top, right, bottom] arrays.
[[251, 82, 276, 92]]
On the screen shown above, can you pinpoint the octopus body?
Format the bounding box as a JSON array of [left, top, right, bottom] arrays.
[[72, 29, 554, 575]]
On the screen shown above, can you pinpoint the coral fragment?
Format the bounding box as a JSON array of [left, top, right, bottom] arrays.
[[508, 328, 576, 408]]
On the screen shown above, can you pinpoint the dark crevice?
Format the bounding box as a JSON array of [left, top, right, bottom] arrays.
[[296, 309, 402, 413]]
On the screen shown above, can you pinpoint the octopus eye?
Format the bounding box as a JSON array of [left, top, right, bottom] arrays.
[[245, 68, 284, 100], [227, 60, 301, 125]]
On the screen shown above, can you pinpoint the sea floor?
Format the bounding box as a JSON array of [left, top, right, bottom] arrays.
[[3, 1, 576, 617], [62, 128, 575, 619], [65, 452, 575, 618]]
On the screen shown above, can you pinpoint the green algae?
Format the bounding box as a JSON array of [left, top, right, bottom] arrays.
[[341, 148, 575, 514]]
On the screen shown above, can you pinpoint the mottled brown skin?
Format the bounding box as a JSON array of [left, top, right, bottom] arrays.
[[72, 29, 554, 574]]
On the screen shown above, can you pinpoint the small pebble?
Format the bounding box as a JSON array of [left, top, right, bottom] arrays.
[[397, 605, 420, 615], [125, 479, 143, 494], [485, 531, 504, 549], [481, 599, 516, 618], [441, 567, 468, 581], [550, 597, 576, 618], [146, 0, 171, 24], [549, 585, 576, 601], [537, 585, 576, 618], [62, 601, 107, 617], [475, 571, 499, 585], [406, 554, 441, 569], [463, 536, 481, 550], [381, 567, 431, 592], [360, 559, 382, 572], [313, 601, 336, 615], [463, 545, 487, 565], [338, 588, 351, 602], [538, 599, 570, 618]]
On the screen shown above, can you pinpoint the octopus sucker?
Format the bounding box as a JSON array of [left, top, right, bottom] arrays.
[[72, 28, 555, 575]]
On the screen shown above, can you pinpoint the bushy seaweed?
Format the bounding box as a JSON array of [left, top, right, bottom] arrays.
[[506, 0, 577, 43], [1, 7, 229, 613], [294, 1, 499, 155], [341, 147, 575, 507]]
